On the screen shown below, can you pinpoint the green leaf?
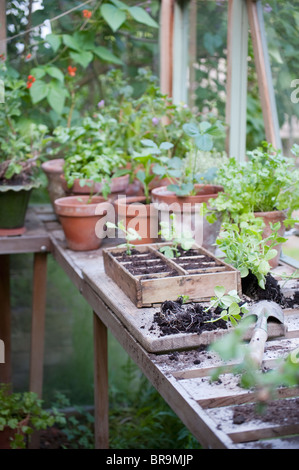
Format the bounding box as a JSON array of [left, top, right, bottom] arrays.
[[195, 133, 214, 151], [109, 0, 129, 9], [182, 122, 199, 137], [264, 248, 278, 261], [47, 82, 66, 114], [93, 46, 123, 65], [62, 34, 82, 51], [46, 66, 64, 83], [228, 302, 241, 317], [258, 259, 270, 275], [30, 67, 46, 79], [100, 4, 126, 32], [214, 285, 226, 298], [70, 51, 93, 68], [128, 6, 158, 28], [45, 33, 61, 53], [29, 79, 48, 104]]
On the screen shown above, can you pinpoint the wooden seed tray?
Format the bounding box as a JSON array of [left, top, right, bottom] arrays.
[[103, 243, 242, 308]]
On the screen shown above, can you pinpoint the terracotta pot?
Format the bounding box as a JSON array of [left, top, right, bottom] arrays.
[[0, 416, 29, 449], [254, 210, 287, 268], [125, 179, 144, 197], [151, 184, 224, 252], [54, 195, 111, 251], [41, 158, 66, 208], [114, 196, 159, 245], [60, 174, 129, 199]]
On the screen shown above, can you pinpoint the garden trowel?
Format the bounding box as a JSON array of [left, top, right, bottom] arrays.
[[245, 300, 285, 368]]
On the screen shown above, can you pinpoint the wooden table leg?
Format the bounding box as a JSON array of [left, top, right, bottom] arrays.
[[29, 252, 47, 398], [93, 312, 109, 449], [0, 254, 11, 385]]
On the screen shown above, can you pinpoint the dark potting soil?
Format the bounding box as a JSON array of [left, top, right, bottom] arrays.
[[232, 398, 299, 427], [242, 271, 299, 308], [112, 249, 179, 277], [152, 297, 228, 336]]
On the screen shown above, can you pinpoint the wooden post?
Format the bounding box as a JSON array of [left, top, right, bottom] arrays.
[[29, 253, 47, 398], [225, 0, 249, 161], [160, 0, 174, 97], [0, 0, 6, 58], [246, 0, 282, 149], [93, 312, 109, 449], [0, 254, 11, 384]]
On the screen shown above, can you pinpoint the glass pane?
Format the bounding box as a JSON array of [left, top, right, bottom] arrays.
[[262, 0, 299, 155]]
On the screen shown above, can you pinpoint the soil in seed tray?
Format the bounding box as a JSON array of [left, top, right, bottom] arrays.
[[232, 398, 299, 426], [112, 249, 179, 277], [152, 297, 228, 336]]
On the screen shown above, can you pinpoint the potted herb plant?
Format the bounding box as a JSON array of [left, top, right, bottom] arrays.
[[0, 68, 49, 235], [150, 119, 225, 252], [207, 142, 299, 266], [0, 384, 65, 449]]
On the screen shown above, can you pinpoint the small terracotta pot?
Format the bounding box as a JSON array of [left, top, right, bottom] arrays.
[[41, 158, 66, 208], [151, 184, 224, 252], [60, 174, 129, 198], [114, 196, 159, 245], [254, 210, 287, 268], [54, 195, 110, 251]]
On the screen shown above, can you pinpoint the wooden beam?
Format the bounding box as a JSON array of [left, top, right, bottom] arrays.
[[93, 312, 109, 449], [0, 0, 6, 58], [0, 254, 11, 384], [225, 0, 249, 161], [246, 0, 282, 149], [29, 253, 48, 398], [160, 0, 174, 96]]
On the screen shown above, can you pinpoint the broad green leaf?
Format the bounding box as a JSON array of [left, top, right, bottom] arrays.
[[264, 248, 277, 261], [258, 259, 270, 275], [93, 46, 123, 64], [195, 133, 213, 151], [141, 139, 158, 148], [30, 67, 46, 79], [109, 0, 129, 10], [199, 121, 211, 132], [214, 285, 226, 298], [62, 34, 82, 51], [29, 79, 48, 104], [47, 82, 66, 114], [46, 66, 64, 83], [70, 51, 93, 68], [228, 302, 241, 317], [128, 6, 158, 28], [160, 142, 174, 150], [182, 122, 199, 137], [45, 33, 61, 52], [100, 4, 126, 32]]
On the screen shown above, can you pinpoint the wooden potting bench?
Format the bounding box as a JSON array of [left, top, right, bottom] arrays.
[[1, 205, 299, 449]]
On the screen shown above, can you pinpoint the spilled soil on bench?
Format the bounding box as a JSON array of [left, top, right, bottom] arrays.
[[152, 297, 229, 336]]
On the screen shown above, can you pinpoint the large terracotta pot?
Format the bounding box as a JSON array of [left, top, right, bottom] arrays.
[[60, 174, 129, 200], [254, 210, 287, 268], [54, 195, 111, 251], [151, 184, 224, 252], [41, 158, 66, 209], [114, 196, 159, 245]]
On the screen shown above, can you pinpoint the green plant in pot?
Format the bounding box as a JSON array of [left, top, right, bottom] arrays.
[[0, 384, 65, 449], [53, 116, 129, 201], [206, 141, 299, 266], [150, 118, 226, 252], [113, 141, 173, 245], [0, 67, 49, 235]]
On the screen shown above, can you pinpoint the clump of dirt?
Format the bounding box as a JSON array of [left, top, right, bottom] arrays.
[[153, 297, 228, 336], [241, 271, 299, 308]]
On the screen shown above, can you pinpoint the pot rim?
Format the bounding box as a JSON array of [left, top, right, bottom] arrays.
[[151, 183, 223, 204], [41, 158, 65, 174], [54, 195, 109, 217]]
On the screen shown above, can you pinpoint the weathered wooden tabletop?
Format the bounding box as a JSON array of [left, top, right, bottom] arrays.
[[8, 205, 299, 449]]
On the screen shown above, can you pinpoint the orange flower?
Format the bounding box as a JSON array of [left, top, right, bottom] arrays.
[[26, 75, 36, 88], [67, 65, 77, 77], [26, 53, 32, 60], [83, 9, 92, 18]]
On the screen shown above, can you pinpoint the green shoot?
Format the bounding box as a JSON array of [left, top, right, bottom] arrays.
[[106, 221, 141, 255]]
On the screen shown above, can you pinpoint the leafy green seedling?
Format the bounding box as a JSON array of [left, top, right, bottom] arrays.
[[205, 285, 249, 326], [158, 214, 195, 258], [106, 221, 141, 255]]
